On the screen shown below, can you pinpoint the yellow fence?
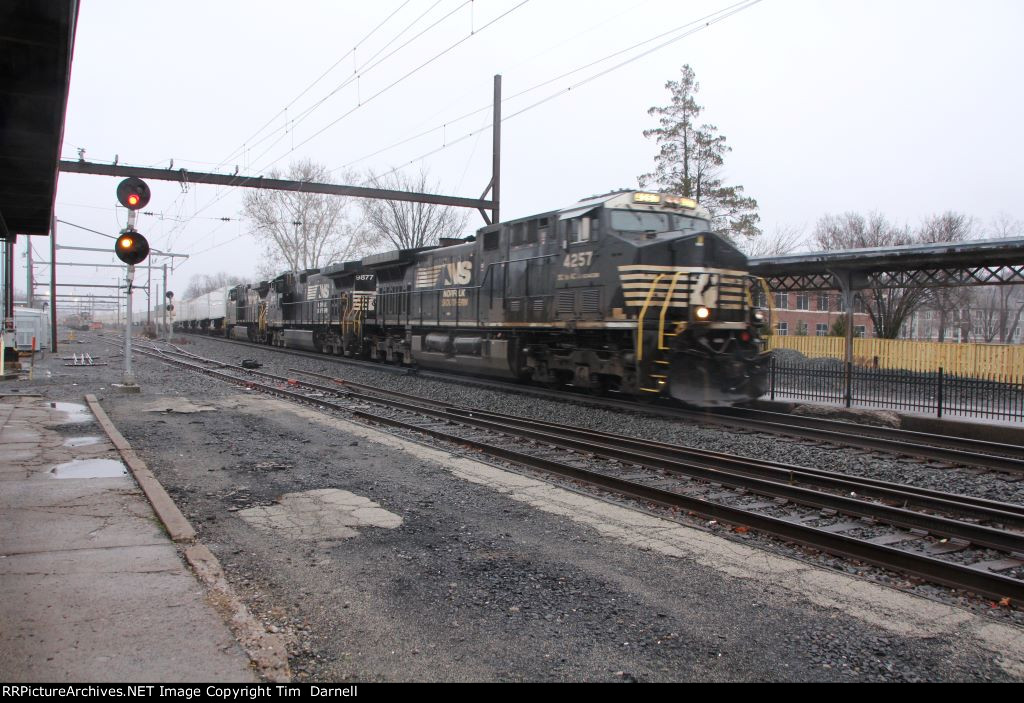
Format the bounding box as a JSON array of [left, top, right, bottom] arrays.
[[765, 335, 1024, 381]]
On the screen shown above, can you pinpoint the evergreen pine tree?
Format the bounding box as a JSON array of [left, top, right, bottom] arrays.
[[640, 65, 760, 239]]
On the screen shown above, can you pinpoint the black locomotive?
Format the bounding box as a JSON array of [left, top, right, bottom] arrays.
[[179, 190, 772, 405]]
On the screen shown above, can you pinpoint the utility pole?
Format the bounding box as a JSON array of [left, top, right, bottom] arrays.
[[162, 264, 168, 340], [50, 215, 57, 352], [492, 74, 501, 226], [25, 241, 33, 307]]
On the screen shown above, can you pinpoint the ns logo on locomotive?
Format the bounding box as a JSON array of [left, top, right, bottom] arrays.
[[176, 191, 773, 406]]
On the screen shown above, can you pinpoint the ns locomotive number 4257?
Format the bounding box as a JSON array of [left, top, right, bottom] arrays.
[[178, 190, 773, 406]]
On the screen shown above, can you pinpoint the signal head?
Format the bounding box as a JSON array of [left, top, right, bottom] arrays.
[[116, 177, 151, 211], [114, 228, 150, 265]]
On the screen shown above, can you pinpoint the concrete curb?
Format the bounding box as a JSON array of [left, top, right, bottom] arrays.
[[185, 545, 291, 683], [84, 393, 195, 542], [83, 393, 292, 683]]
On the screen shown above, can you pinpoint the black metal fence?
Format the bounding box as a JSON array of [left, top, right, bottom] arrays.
[[768, 357, 1024, 422]]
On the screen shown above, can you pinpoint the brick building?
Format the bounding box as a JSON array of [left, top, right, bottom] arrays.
[[768, 291, 875, 338]]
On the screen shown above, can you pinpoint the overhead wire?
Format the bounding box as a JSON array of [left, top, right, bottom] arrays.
[[161, 0, 529, 256], [160, 0, 478, 250], [370, 0, 764, 181], [215, 0, 454, 175], [104, 0, 758, 268], [156, 0, 426, 251], [340, 0, 757, 171], [253, 0, 531, 177], [210, 0, 416, 175]]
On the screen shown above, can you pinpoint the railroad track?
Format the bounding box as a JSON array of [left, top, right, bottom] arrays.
[[168, 331, 1024, 475], [116, 336, 1024, 605]]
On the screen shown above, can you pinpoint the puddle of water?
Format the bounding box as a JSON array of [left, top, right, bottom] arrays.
[[50, 459, 127, 479], [49, 402, 93, 424], [63, 436, 103, 448]]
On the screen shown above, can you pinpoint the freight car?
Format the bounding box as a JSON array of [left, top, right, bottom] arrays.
[[180, 190, 772, 405]]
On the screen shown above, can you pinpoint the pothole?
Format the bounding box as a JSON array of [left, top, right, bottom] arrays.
[[237, 489, 402, 541]]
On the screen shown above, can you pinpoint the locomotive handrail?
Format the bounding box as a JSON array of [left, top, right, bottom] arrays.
[[635, 273, 666, 364], [658, 270, 688, 352]]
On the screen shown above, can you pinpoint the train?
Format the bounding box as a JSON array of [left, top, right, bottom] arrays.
[[176, 190, 773, 406]]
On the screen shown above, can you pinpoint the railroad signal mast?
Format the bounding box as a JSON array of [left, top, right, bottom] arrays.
[[113, 177, 151, 391], [164, 289, 173, 341]]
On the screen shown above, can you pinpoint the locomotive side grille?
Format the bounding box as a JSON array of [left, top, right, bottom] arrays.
[[580, 288, 601, 314], [557, 291, 575, 315], [508, 298, 522, 313], [532, 297, 546, 313]]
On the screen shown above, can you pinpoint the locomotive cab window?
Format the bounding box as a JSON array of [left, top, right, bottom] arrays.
[[511, 222, 527, 246], [483, 229, 501, 251], [536, 218, 549, 243], [565, 214, 599, 244]]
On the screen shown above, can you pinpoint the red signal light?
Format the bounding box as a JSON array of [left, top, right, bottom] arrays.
[[116, 177, 151, 211]]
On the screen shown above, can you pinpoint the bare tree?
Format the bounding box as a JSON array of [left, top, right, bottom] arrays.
[[986, 212, 1024, 240], [812, 212, 923, 339], [183, 272, 246, 299], [970, 286, 1024, 343], [964, 215, 1024, 343], [917, 212, 974, 341], [360, 168, 470, 251], [243, 159, 371, 275], [738, 224, 805, 258]]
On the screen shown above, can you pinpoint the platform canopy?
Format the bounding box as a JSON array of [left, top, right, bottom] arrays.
[[0, 1, 79, 242], [749, 236, 1024, 292]]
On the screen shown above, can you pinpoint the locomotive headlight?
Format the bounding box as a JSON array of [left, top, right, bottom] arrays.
[[752, 309, 767, 326], [695, 306, 711, 320]]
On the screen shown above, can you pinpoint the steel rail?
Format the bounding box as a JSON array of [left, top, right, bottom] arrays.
[[445, 407, 1024, 527], [266, 367, 1024, 551], [354, 409, 1024, 604], [116, 338, 1024, 602], [186, 333, 1024, 474], [289, 368, 1024, 525], [713, 406, 1024, 462], [181, 332, 1024, 474]]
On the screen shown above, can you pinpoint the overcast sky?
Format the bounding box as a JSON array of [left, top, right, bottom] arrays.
[[26, 0, 1024, 311]]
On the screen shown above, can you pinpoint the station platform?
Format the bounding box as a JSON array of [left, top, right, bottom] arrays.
[[0, 379, 284, 681]]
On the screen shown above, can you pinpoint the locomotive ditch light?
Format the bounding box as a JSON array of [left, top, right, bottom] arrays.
[[114, 228, 150, 266], [116, 177, 151, 210], [752, 309, 768, 326], [695, 306, 711, 320]]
